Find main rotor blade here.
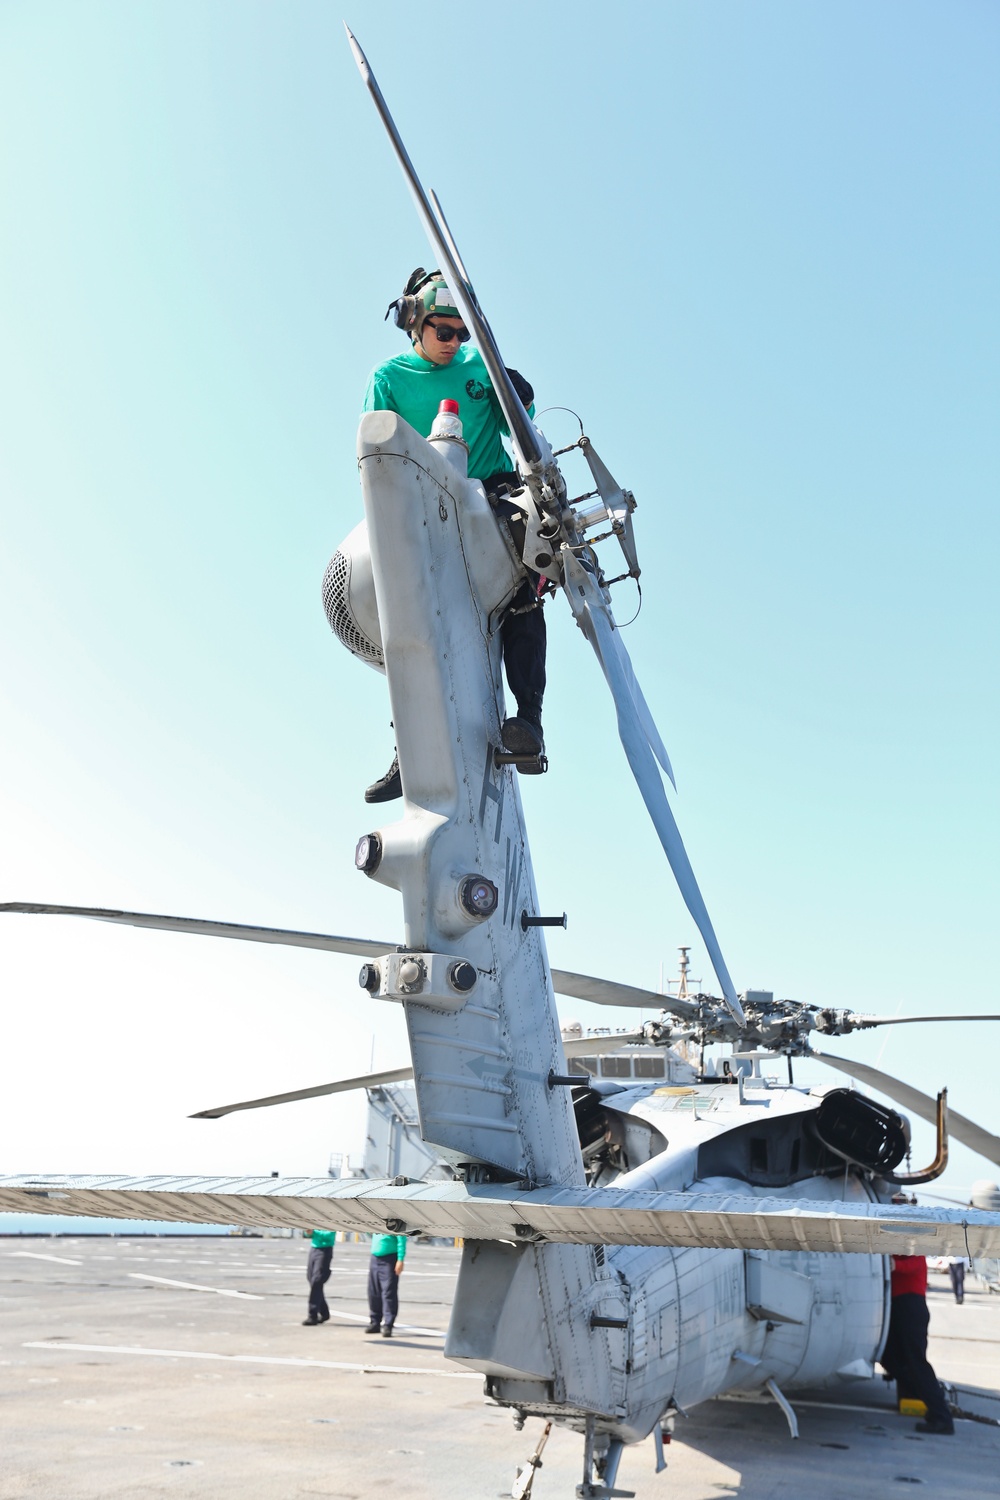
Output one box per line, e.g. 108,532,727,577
193,1033,646,1120
191,1066,415,1120
562,1031,645,1058
3,903,713,1030
0,904,390,959
561,552,742,1024
3,1173,998,1256
552,969,701,1025
813,1048,1000,1169
345,26,540,473
844,1013,1000,1028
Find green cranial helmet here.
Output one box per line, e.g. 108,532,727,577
386,269,463,339
413,275,460,331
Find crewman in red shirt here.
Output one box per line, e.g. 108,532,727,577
879,1255,955,1435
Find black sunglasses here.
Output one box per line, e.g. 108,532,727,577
424,318,471,344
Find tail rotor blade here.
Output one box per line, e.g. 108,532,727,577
562,553,741,1024
560,553,674,783
428,189,477,310
345,26,540,472
601,617,676,787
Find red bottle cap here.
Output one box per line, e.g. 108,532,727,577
439,399,460,415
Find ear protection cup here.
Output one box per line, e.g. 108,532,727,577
385,296,412,330
385,267,440,333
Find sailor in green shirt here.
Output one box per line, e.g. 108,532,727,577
362,268,547,805
364,342,524,485
303,1228,336,1326
365,1230,407,1338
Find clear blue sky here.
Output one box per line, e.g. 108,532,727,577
1,2,997,1203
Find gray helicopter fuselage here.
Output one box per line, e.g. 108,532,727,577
603,1080,889,1440
334,411,891,1446
444,1075,890,1443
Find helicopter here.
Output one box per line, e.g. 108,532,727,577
3,28,1000,1500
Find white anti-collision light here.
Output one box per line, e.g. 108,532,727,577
458,875,499,920
355,832,383,875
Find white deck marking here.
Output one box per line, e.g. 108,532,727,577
235,1267,450,1278
325,1308,442,1337
24,1341,480,1379
369,1269,452,1278
127,1274,263,1300
7,1251,82,1265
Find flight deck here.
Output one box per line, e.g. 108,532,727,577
2,1235,997,1499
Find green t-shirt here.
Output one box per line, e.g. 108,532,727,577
310,1229,337,1248
371,1232,407,1260
363,345,525,482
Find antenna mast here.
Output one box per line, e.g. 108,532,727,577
677,946,691,1000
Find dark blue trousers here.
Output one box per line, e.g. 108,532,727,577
880,1293,951,1423
367,1253,399,1329
306,1245,332,1320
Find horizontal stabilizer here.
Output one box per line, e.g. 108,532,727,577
2,1174,996,1258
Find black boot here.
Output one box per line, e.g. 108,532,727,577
501,680,545,771
501,716,544,758
365,755,401,804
